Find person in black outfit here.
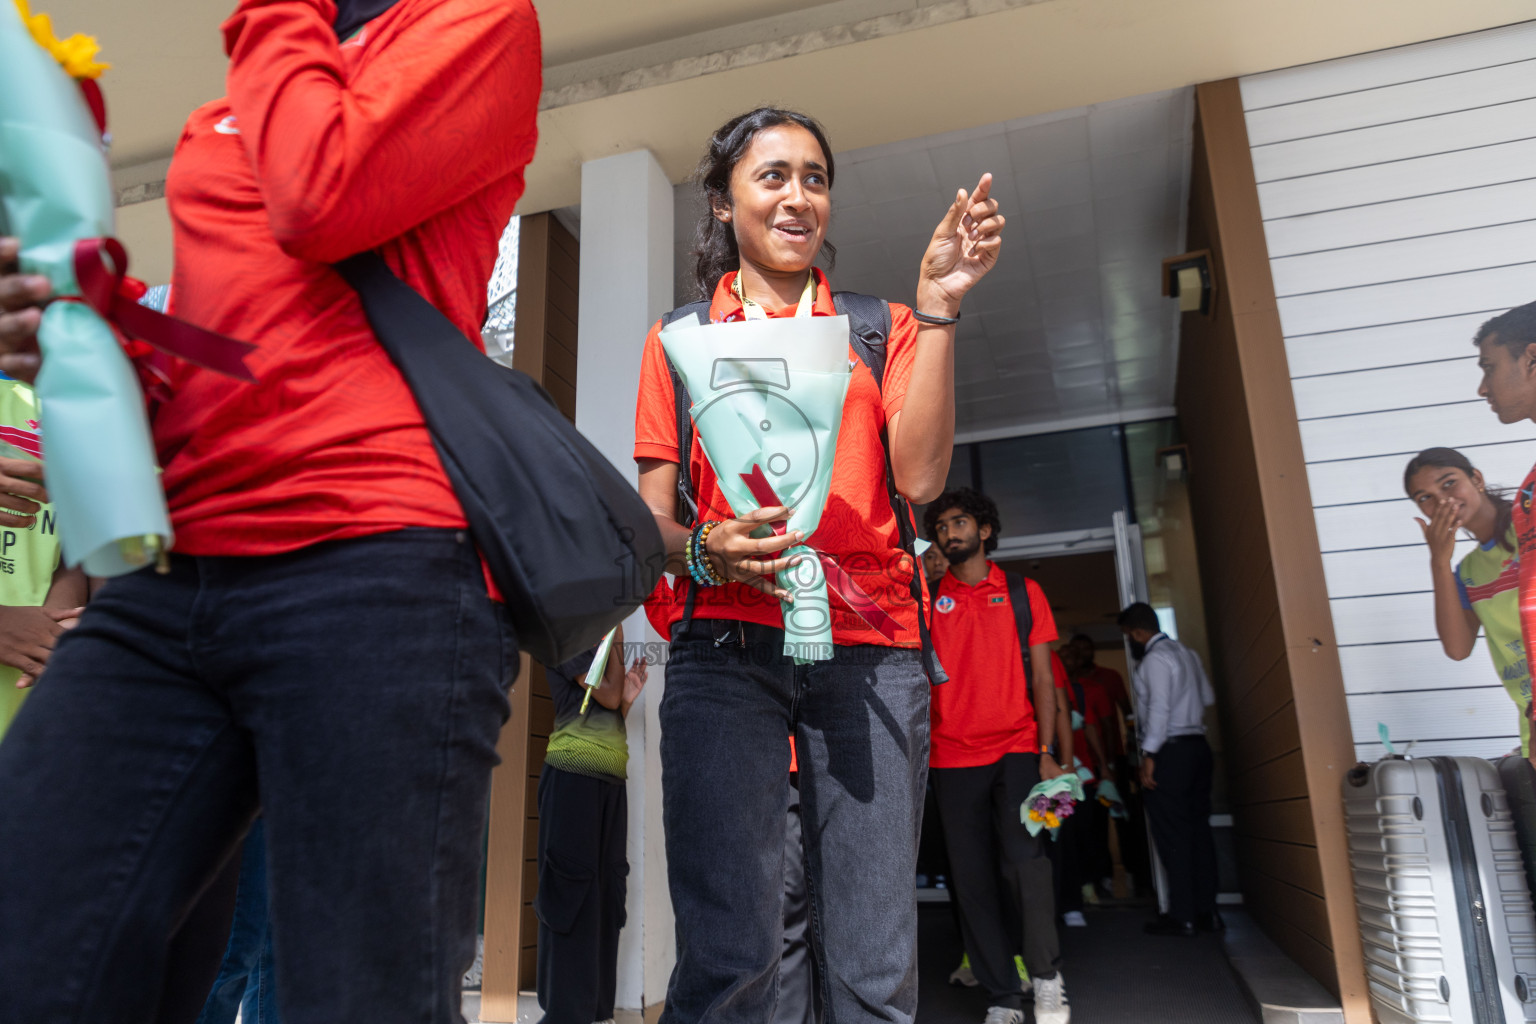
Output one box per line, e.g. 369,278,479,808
535,625,648,1023
1117,603,1220,937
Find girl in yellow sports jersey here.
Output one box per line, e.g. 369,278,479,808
0,376,87,740
1405,447,1531,758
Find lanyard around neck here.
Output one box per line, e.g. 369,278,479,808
733,272,816,321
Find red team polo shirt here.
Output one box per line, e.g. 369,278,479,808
633,269,922,648
157,0,540,555
1079,664,1126,759
1517,467,1536,690
929,565,1058,768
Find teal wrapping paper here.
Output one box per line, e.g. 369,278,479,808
660,314,852,663
0,7,172,575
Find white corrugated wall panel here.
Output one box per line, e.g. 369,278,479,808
1339,640,1497,694
1321,542,1477,598
1306,440,1536,505
1240,23,1536,108
1251,99,1536,183
1262,180,1536,260
1257,137,1536,220
1348,686,1522,745
1241,20,1536,759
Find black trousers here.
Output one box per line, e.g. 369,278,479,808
776,777,821,1024
534,765,629,1024
931,754,1060,1009
1047,800,1088,916
1143,736,1217,924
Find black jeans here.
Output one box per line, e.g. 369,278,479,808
0,529,515,1024
776,776,820,1024
931,754,1061,1009
1144,735,1218,924
534,765,628,1024
660,619,930,1024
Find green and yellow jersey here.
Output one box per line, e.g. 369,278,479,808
1456,525,1530,756
0,380,63,741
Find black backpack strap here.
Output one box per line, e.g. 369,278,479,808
832,292,946,684
1005,571,1036,689
658,300,710,631
659,300,711,529
833,291,892,388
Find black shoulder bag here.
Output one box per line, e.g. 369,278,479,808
335,251,666,667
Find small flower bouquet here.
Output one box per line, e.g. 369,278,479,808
1022,774,1086,840
1,0,253,576
1095,778,1129,820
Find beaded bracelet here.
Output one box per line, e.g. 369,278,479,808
698,521,727,584
692,520,728,586
685,522,711,586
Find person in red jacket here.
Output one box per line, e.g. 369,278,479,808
0,2,540,1020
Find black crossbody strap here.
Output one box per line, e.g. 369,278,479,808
659,300,711,630
660,300,711,530
1005,571,1037,690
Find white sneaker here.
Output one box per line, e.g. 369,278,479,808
1063,910,1087,927
950,954,979,987
1033,972,1070,1024
982,1008,1024,1024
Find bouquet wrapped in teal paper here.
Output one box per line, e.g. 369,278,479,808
578,626,619,714
1022,774,1085,841
1095,778,1128,820
660,313,900,663
0,1,254,576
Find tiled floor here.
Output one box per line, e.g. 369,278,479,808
461,905,1260,1024
916,904,1260,1023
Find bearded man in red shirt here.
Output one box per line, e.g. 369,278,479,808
0,1,540,1020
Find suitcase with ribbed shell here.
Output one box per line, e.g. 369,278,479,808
1343,756,1536,1023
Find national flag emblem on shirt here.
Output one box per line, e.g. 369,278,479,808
936,595,956,614
990,595,1007,605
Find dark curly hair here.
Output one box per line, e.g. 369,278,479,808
690,107,838,300
1474,300,1536,359
923,487,1002,555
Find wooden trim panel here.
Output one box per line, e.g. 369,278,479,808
1179,80,1369,1023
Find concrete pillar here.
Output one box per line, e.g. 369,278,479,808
575,149,675,1015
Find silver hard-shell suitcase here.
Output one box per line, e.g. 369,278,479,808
1343,756,1536,1023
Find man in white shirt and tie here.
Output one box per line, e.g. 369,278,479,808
1117,602,1220,938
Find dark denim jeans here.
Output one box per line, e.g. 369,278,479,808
659,619,930,1024
0,529,516,1024
195,818,281,1024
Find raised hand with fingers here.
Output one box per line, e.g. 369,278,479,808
701,505,806,602
621,656,649,717
916,173,1005,317
1415,497,1463,567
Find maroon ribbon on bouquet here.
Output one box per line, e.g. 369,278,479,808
72,238,257,383
739,464,902,642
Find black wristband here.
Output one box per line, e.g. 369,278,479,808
912,309,960,326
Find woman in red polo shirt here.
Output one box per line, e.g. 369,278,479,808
632,107,1004,1023
0,1,539,1020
